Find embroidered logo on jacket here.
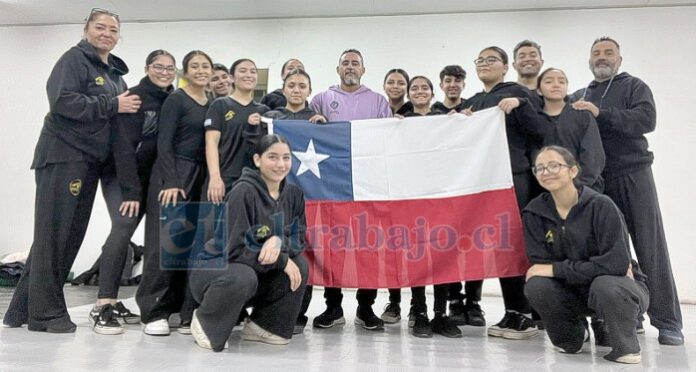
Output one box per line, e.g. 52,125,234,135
255,225,271,240
545,230,554,243
69,179,82,196
95,76,105,86
225,110,235,121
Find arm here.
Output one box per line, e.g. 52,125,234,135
286,189,307,258
522,210,555,265
310,94,324,117
552,198,631,285
595,79,656,137
377,96,393,118
111,112,144,201
576,113,606,187
156,95,182,190
505,97,552,140
205,130,225,203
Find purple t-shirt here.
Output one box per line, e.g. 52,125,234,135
310,85,392,121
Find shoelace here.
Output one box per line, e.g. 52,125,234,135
93,304,116,327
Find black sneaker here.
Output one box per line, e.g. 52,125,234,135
294,315,308,334
487,311,514,337
431,313,462,338
380,302,401,324
501,312,538,340
313,306,346,329
178,319,192,335
590,318,610,347
112,301,140,324
355,306,384,331
411,313,432,338
658,329,684,346
464,301,486,327
89,304,124,335
448,299,467,326
407,310,416,328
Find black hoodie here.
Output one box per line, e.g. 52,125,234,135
112,76,173,201
430,99,468,114
260,88,286,110
32,39,128,169
523,186,647,286
466,82,544,174
222,168,306,273
569,72,656,178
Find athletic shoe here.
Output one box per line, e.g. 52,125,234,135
431,313,462,338
312,307,346,329
380,302,401,324
658,329,684,346
178,320,192,335
191,310,212,350
411,313,432,338
464,301,486,327
112,301,140,324
355,306,385,331
636,320,645,334
488,311,538,339
448,299,467,326
590,318,610,347
143,319,170,336
487,311,514,337
603,351,641,364
242,319,289,345
28,319,77,333
89,304,124,335
407,311,416,328
293,315,308,335
558,321,589,354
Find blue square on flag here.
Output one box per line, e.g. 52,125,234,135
272,120,353,201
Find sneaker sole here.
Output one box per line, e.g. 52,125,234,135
380,315,401,324
242,334,290,345
412,331,433,338
434,331,463,338
487,327,505,337
611,353,641,364
354,318,384,331
88,317,124,335
313,317,346,329
502,329,539,340
178,327,192,335
143,326,171,336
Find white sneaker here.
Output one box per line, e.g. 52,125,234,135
143,319,170,336
190,310,228,350
242,320,290,345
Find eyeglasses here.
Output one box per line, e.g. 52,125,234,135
149,64,177,75
474,56,502,66
86,8,120,22
531,162,571,176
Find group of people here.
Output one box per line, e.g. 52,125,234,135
1,7,685,365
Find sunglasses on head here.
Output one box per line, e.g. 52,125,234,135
86,8,120,22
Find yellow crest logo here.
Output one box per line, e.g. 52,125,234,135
256,225,271,240
225,110,235,121
95,76,105,86
545,230,554,243
69,179,82,196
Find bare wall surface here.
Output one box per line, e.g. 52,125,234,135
0,6,694,301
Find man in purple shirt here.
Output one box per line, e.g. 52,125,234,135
303,49,390,333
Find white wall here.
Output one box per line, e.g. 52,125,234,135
1,6,695,302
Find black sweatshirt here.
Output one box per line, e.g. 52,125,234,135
112,76,173,201
569,72,656,178
523,186,647,286
430,99,468,114
224,168,306,273
260,88,286,110
513,103,606,190
466,82,544,174
32,39,128,168
156,89,209,190
204,97,269,186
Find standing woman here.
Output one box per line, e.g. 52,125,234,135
136,50,213,336
189,134,308,352
3,8,141,332
498,68,605,191
87,50,177,335
204,58,269,205
383,69,412,116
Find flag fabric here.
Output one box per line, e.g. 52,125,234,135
270,107,528,288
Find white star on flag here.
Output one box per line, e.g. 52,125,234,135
294,139,330,178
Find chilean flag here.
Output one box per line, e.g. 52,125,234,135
270,107,528,288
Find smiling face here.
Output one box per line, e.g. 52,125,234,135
254,142,292,185
383,72,408,101
209,69,232,97
145,55,176,89
283,73,311,107
337,52,365,87
408,77,434,108
533,149,578,193
589,40,622,81
513,46,543,78
231,60,258,93
183,55,212,88
537,69,568,102
439,75,464,100
476,49,508,86
83,14,120,55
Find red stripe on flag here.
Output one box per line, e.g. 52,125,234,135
303,188,529,288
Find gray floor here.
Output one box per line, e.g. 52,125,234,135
0,286,694,371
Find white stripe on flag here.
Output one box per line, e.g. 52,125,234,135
350,107,513,201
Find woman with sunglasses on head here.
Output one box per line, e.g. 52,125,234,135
136,50,213,336
3,8,141,333
497,68,605,191
462,46,546,341
524,145,648,364
188,134,308,352
87,50,177,335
